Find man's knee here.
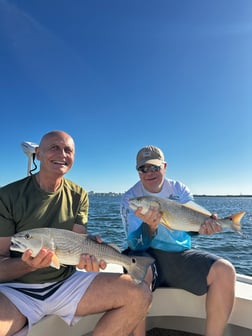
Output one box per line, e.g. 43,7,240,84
208,259,236,286
0,293,27,336
132,280,153,313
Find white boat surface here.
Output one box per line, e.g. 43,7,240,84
14,265,252,336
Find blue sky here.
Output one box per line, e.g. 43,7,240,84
0,0,251,195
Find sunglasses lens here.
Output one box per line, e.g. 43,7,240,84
138,165,161,173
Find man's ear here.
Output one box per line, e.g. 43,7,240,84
35,147,40,160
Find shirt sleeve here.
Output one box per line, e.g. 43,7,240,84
75,190,89,225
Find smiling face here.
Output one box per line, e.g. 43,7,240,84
138,163,167,193
36,131,75,178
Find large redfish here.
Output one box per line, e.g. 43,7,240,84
10,228,154,283
129,196,245,232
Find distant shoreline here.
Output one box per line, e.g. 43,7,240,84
88,192,252,198
194,194,252,197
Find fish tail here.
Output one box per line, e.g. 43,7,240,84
126,256,154,284
231,212,246,231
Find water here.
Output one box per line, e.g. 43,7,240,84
88,195,252,276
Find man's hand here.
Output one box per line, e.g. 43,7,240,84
199,214,222,235
77,235,107,271
77,254,106,271
21,248,54,270
135,207,162,235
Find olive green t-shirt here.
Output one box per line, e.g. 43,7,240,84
0,174,89,283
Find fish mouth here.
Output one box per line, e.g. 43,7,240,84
128,200,139,210
10,238,27,252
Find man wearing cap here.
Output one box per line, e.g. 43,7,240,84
120,145,236,336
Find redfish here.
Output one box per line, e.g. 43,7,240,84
129,196,245,232
10,228,154,283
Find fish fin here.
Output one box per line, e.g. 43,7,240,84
160,212,173,230
183,201,211,216
231,212,246,231
126,256,154,283
50,253,61,269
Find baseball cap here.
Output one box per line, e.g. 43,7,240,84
136,145,165,169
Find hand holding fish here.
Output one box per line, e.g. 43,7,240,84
135,205,221,236
76,234,107,271
10,228,154,283
20,231,114,274
135,207,162,235
21,234,107,272
129,196,245,233
199,214,223,235
21,247,55,270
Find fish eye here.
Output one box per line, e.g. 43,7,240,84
25,233,31,240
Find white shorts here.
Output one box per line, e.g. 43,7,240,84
0,271,98,327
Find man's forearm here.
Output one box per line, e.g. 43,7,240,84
0,257,35,282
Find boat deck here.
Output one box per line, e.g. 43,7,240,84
14,273,252,336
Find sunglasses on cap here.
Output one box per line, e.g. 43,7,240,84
137,165,162,174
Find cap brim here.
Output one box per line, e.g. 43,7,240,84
136,159,163,169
